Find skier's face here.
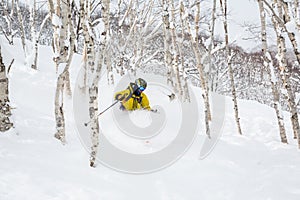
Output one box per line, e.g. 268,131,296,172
139,86,145,92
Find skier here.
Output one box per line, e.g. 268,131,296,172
114,78,152,111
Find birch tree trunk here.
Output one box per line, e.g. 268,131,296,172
1,0,16,45
16,0,26,56
0,46,13,132
81,0,97,167
54,72,66,143
273,27,300,144
258,0,287,143
179,2,190,102
26,0,48,70
263,0,300,64
54,0,75,144
280,0,300,64
208,0,217,91
169,0,183,98
293,0,300,30
58,0,69,63
162,0,175,88
89,0,110,167
48,0,74,144
80,0,110,167
30,0,38,70
48,0,66,70
267,0,300,147
277,35,298,139
220,0,243,135
184,1,211,138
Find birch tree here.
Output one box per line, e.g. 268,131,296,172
220,0,242,135
47,0,75,143
280,0,300,64
16,0,26,56
0,46,13,132
25,1,51,70
272,20,300,143
89,0,110,167
262,0,300,147
162,0,175,88
79,0,110,167
207,0,217,91
113,0,162,77
29,0,38,69
292,0,300,30
263,0,300,64
178,1,190,102
258,0,287,143
167,0,190,100
161,0,183,98
182,0,211,138
80,0,97,166
0,0,17,45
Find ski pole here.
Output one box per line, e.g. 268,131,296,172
84,100,119,126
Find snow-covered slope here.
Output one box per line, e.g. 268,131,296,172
1,37,300,200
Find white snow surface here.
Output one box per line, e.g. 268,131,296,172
1,37,300,200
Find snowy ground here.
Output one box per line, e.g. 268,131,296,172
1,37,300,200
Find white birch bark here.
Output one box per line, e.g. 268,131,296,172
208,0,217,91
195,1,212,122
162,0,175,88
89,0,110,167
0,46,13,132
80,0,109,167
258,0,287,143
184,1,211,138
1,0,16,45
58,0,69,63
30,0,38,70
103,0,113,84
169,0,183,98
16,0,26,56
106,45,114,84
274,26,300,144
26,0,48,70
268,0,300,147
54,72,66,143
179,2,190,102
48,0,67,70
263,0,300,64
49,0,74,143
281,0,300,65
293,0,300,30
220,0,242,135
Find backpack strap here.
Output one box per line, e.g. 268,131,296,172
125,82,138,101
132,95,143,103
114,82,139,103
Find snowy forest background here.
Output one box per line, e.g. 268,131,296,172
2,0,300,105
1,0,300,155
2,0,300,145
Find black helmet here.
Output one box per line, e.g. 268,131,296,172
135,78,147,89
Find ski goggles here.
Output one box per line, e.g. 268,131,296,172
139,86,145,91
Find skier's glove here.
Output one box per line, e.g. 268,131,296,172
150,109,158,113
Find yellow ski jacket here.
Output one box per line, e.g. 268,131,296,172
114,83,151,111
